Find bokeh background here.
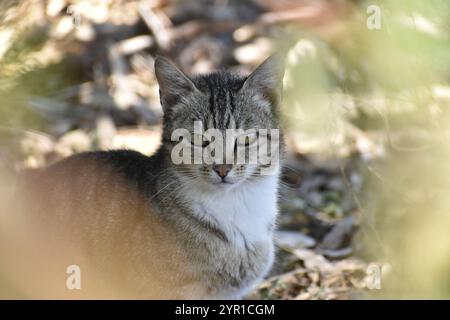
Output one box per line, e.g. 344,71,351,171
1,0,450,299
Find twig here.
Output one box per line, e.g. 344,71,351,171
115,35,154,55
138,1,172,51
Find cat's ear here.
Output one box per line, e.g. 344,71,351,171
241,54,285,106
155,56,197,112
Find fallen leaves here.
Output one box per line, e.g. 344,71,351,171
249,248,368,300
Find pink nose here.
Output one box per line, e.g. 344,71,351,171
212,164,232,178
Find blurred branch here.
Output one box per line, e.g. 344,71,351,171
165,1,351,44
138,1,172,51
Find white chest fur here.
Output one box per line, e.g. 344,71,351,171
180,174,280,298
184,175,279,248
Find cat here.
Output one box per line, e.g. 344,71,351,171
0,55,285,299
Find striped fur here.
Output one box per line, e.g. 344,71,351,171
1,56,285,299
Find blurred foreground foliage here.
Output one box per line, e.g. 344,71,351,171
0,0,450,299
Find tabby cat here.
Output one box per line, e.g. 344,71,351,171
0,55,285,299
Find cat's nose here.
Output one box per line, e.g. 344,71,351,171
212,164,232,179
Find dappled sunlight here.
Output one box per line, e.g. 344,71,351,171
0,0,449,299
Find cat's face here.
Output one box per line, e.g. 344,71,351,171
155,56,284,191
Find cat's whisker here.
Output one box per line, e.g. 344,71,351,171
148,179,181,201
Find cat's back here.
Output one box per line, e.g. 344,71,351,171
1,150,201,299
22,150,157,218
29,149,156,192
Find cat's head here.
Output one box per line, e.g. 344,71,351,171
155,55,284,191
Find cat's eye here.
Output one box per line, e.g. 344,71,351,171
191,133,210,147
236,132,258,147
